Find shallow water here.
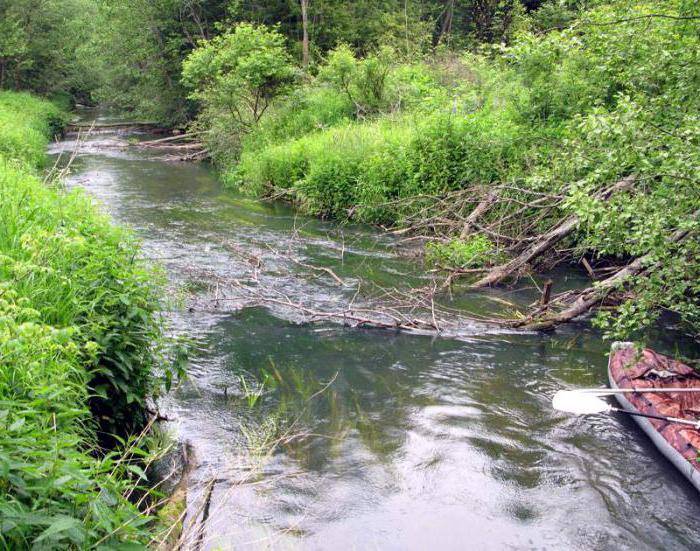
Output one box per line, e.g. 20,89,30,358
52,110,700,550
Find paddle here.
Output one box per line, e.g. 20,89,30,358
552,390,700,429
572,387,700,397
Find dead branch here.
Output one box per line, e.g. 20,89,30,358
460,189,498,238
137,132,199,147
516,213,697,330
466,175,636,288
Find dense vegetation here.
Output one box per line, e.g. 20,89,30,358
0,0,697,545
186,1,698,339
3,0,569,124
0,92,167,546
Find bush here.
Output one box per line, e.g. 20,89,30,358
426,235,498,268
236,105,525,223
0,91,165,547
182,23,297,162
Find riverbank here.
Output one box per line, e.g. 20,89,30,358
0,92,166,547
199,1,698,342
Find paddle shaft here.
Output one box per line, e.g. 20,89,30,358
592,388,700,395
611,407,700,428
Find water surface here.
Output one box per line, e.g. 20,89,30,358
51,111,700,550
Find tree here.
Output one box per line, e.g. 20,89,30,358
0,15,28,90
0,0,99,97
300,0,310,68
182,23,296,127
90,0,230,123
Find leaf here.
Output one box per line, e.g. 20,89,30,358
8,418,25,431
34,516,82,543
126,464,148,481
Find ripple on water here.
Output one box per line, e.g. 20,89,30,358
51,118,700,550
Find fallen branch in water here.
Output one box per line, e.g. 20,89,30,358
466,176,635,289
513,212,698,330
179,256,512,336
136,132,199,147
162,149,210,162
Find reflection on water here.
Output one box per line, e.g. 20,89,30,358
52,110,700,550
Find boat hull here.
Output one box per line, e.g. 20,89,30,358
608,342,700,492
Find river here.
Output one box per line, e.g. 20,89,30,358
50,110,700,550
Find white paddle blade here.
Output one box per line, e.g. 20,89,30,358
552,390,611,415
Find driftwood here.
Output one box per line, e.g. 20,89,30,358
134,132,209,160
162,150,209,162
469,215,581,288
136,133,198,147
66,121,167,135
466,175,636,289
516,210,698,330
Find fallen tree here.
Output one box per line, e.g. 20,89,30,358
513,210,698,330
466,176,635,288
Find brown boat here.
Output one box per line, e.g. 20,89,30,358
608,342,700,491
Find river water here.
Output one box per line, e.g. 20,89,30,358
51,111,700,550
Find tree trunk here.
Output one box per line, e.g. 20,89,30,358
300,0,310,68
470,215,580,288
436,0,455,45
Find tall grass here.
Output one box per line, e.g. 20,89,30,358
233,103,527,223
0,91,166,547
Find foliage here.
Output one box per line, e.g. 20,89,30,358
17,0,540,119
426,235,498,268
231,0,700,339
234,97,524,220
87,0,218,124
319,44,397,116
0,0,99,99
0,91,171,546
0,92,67,166
182,23,297,157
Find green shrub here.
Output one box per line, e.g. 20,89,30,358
182,23,297,162
236,105,525,224
242,85,354,153
426,235,498,268
0,91,166,547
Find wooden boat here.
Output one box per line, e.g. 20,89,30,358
608,342,700,491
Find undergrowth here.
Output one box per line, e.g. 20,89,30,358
0,91,171,547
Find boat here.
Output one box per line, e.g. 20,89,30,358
608,342,700,491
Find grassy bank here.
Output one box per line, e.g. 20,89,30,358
0,92,165,547
200,0,698,339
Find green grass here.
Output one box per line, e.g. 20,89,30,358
0,91,165,547
233,104,525,223
0,92,66,168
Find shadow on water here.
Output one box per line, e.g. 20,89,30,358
52,109,700,550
